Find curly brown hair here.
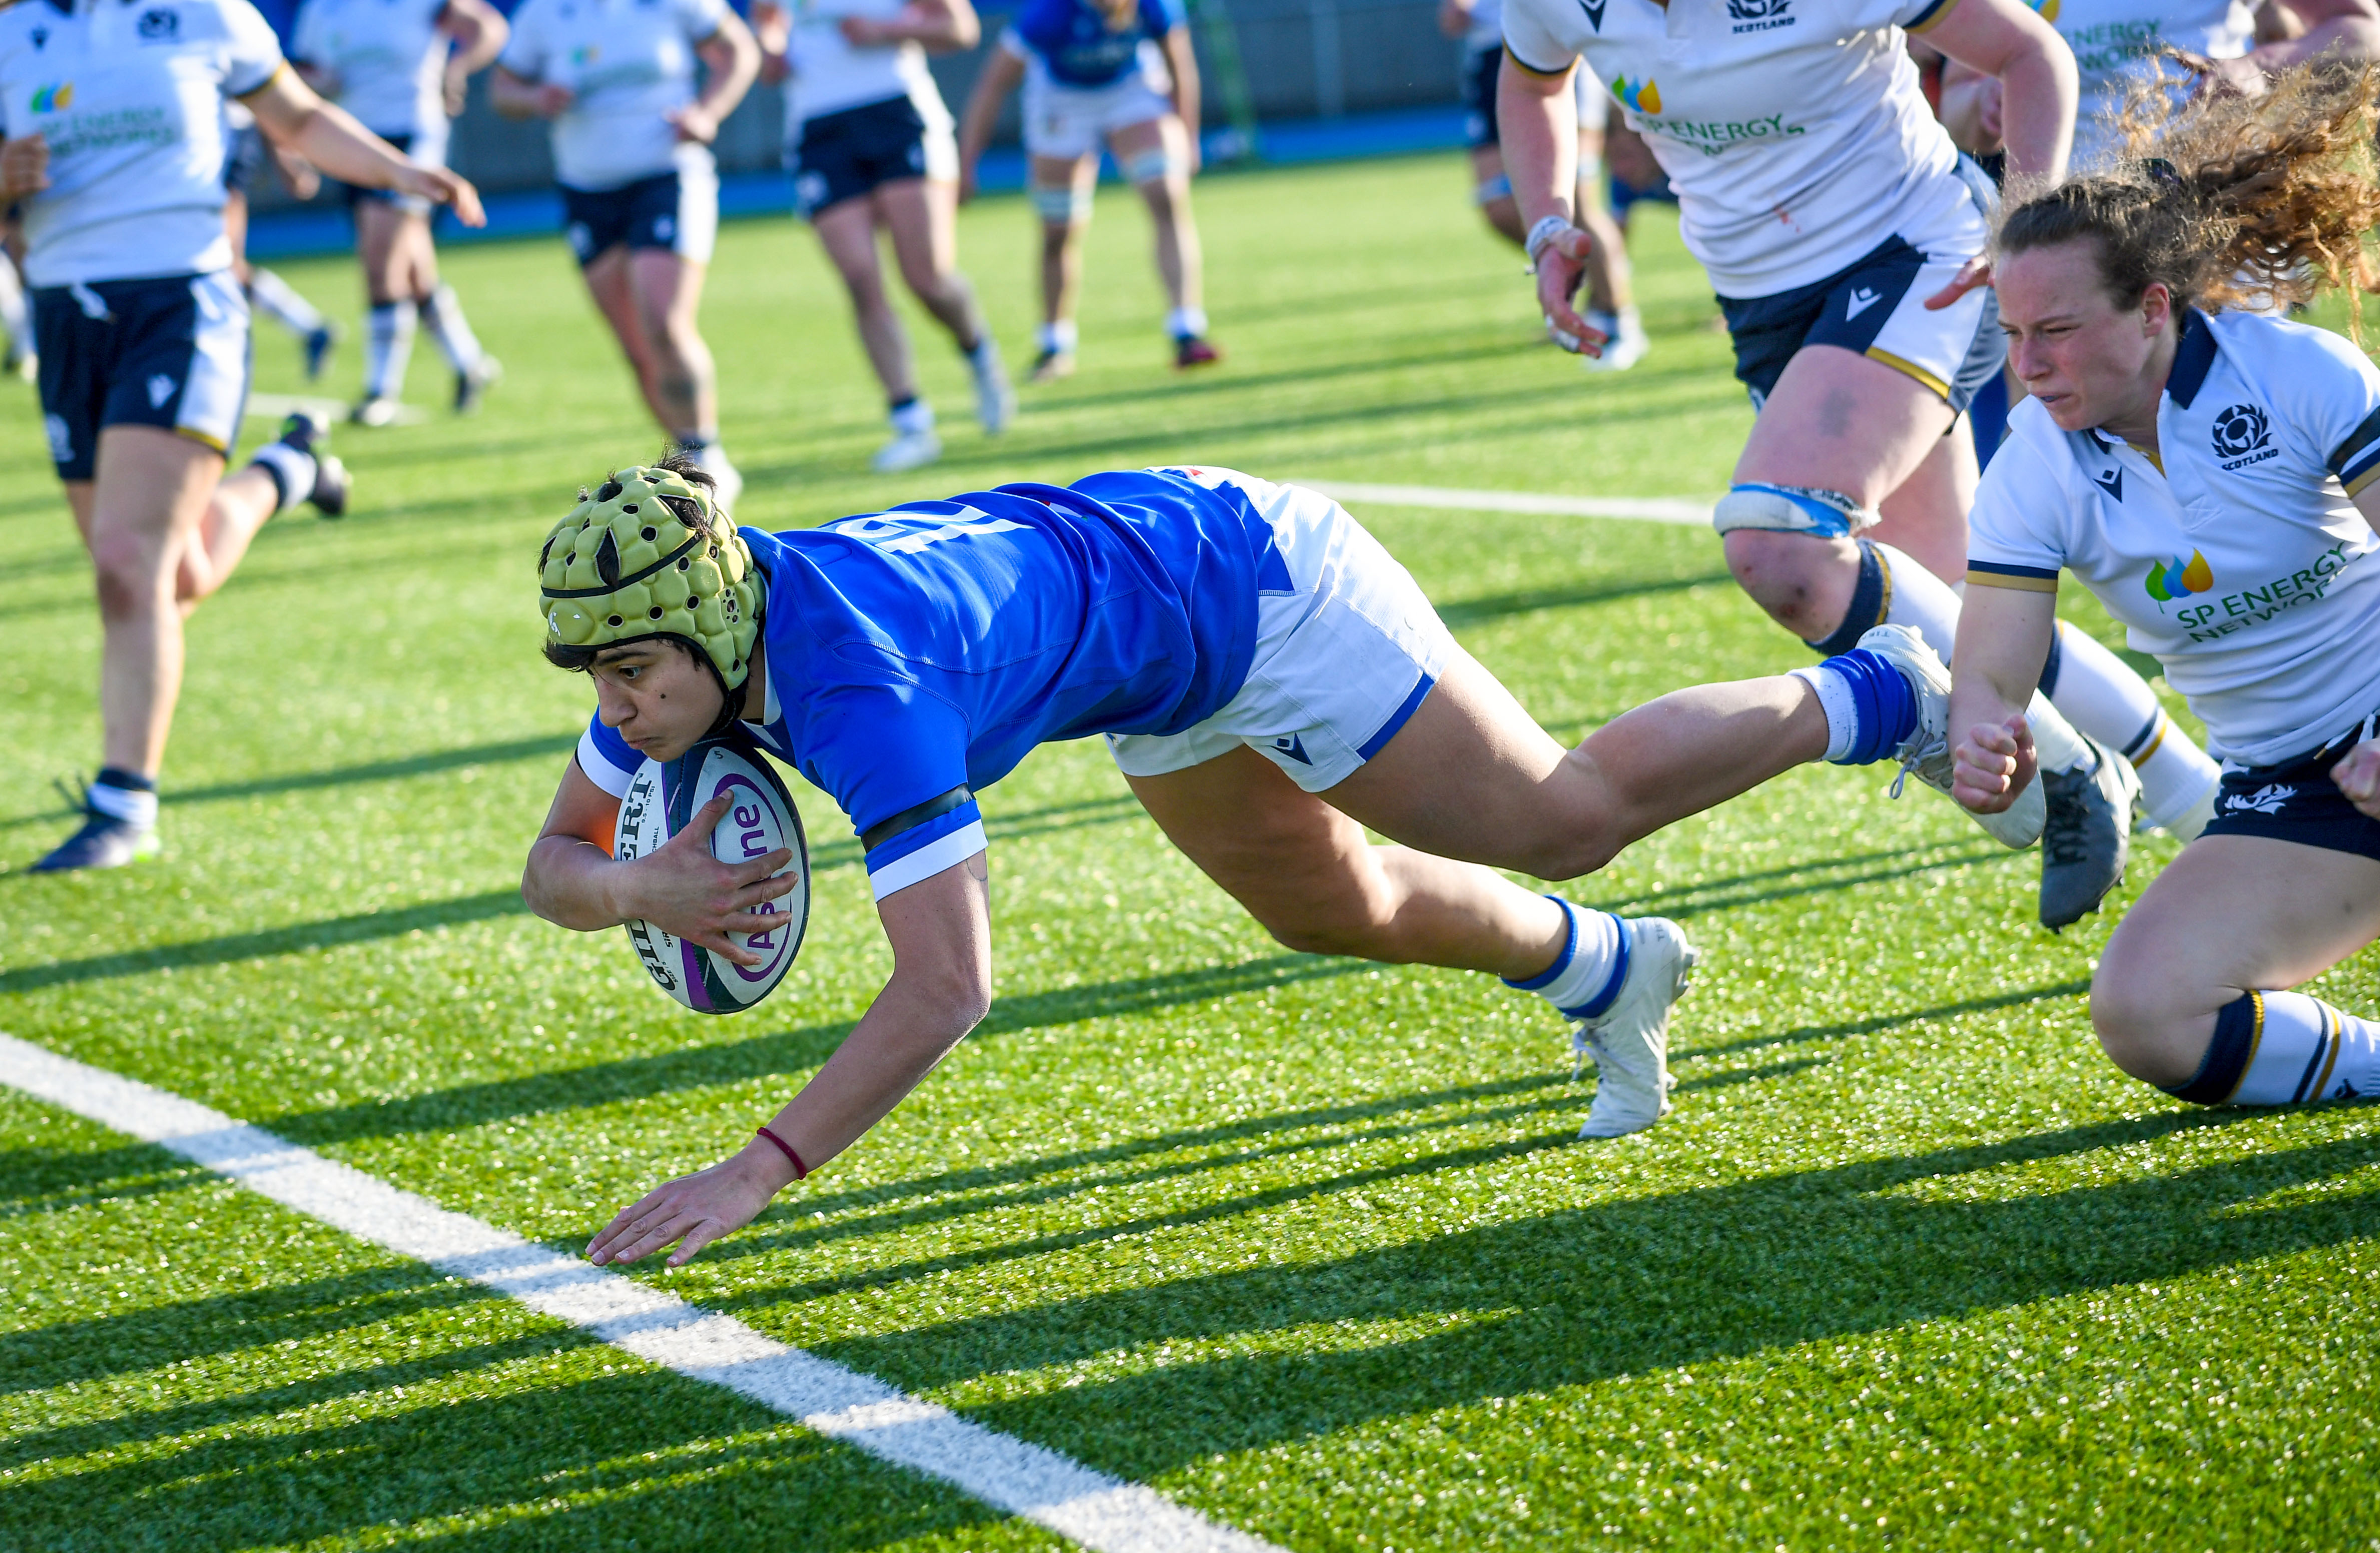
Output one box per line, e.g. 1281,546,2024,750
1994,61,2380,330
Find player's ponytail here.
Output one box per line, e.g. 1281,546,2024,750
1995,60,2380,331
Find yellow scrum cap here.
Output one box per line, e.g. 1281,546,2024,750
537,465,762,688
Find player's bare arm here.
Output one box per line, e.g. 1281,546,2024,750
245,67,486,224
436,0,512,117
1947,582,2051,814
489,63,573,119
1919,0,2075,307
1162,25,1201,174
838,0,980,52
585,853,992,1266
1492,51,1598,353
0,132,48,201
668,11,761,144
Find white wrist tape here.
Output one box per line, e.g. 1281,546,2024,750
1525,214,1577,267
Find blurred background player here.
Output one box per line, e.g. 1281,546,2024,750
1499,0,2225,926
493,0,757,503
222,101,341,381
2,0,482,872
1444,0,1642,369
756,0,1014,473
954,0,1221,378
0,240,33,381
293,0,509,425
1951,68,2380,1114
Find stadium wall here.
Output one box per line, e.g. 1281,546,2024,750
247,0,1466,209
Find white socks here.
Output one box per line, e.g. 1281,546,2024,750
1038,319,1078,355
1503,897,1628,1019
88,768,159,830
1165,305,1208,341
2041,621,2221,835
2173,990,2378,1106
249,268,327,338
364,300,417,400
248,441,318,515
890,397,936,436
417,284,484,374
0,250,29,344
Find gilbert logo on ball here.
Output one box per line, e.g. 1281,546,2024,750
614,737,810,1014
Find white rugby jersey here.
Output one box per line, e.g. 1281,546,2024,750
0,0,285,287
1500,0,1978,297
1969,310,2380,765
498,0,727,189
291,0,450,146
779,0,945,126
2030,0,2253,170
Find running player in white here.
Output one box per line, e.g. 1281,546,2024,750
221,103,341,382
753,0,1014,473
522,454,2053,1266
293,0,508,424
1950,67,2380,1112
1441,0,1643,369
1497,0,2225,929
1,0,483,872
491,0,758,504
954,0,1221,377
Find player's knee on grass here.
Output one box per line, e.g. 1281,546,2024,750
1721,527,1859,641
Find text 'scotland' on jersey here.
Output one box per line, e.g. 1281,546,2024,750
577,468,1286,898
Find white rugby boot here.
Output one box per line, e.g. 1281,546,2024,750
1573,916,1697,1139
1855,623,2046,850
872,426,942,474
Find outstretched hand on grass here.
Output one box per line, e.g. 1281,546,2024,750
1953,712,2039,814
587,1138,795,1267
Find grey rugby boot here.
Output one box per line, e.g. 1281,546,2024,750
1573,917,1697,1138
1855,624,2047,850
2038,737,2141,931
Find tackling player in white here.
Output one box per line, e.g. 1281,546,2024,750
291,0,508,423
1495,0,2226,930
491,0,759,504
3,0,483,872
1952,66,2380,1112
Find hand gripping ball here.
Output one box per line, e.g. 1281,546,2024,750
614,736,811,1014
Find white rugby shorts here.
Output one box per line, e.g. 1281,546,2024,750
1023,68,1175,162
1107,471,1457,792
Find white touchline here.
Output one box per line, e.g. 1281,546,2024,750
1306,481,1714,527
0,1034,1285,1553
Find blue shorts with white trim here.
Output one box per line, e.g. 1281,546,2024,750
34,271,252,480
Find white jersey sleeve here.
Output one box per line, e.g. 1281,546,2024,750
1498,0,1573,75
224,0,289,96
1966,400,2079,593
495,0,550,82
2260,320,2380,500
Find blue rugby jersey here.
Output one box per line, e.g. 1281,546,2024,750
1007,0,1182,88
578,468,1287,897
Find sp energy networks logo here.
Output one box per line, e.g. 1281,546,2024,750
1610,75,1661,114
1727,0,1795,32
2212,402,2277,469
30,81,72,113
2144,548,2212,605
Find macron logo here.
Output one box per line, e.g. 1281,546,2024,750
1844,287,1883,321
1272,734,1312,765
2091,468,2124,502
147,374,176,408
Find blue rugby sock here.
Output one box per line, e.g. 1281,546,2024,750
1793,648,1919,765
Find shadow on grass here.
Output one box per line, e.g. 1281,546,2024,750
0,1357,1023,1552
264,952,1371,1149
805,1108,2375,1490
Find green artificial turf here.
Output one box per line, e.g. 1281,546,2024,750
4,154,2377,1551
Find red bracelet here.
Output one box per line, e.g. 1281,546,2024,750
755,1125,808,1179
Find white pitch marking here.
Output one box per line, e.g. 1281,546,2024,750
1307,480,1714,527
0,1034,1285,1553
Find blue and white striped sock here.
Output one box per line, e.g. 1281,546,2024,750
1503,897,1629,1018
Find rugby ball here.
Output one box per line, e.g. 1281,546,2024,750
614,736,810,1015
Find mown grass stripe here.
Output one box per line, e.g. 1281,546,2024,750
0,1033,1285,1553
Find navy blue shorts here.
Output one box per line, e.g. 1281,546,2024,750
2202,735,2380,861
33,272,252,481
1463,45,1502,149
338,132,413,209
1715,159,2004,416
790,96,940,218
560,164,719,266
